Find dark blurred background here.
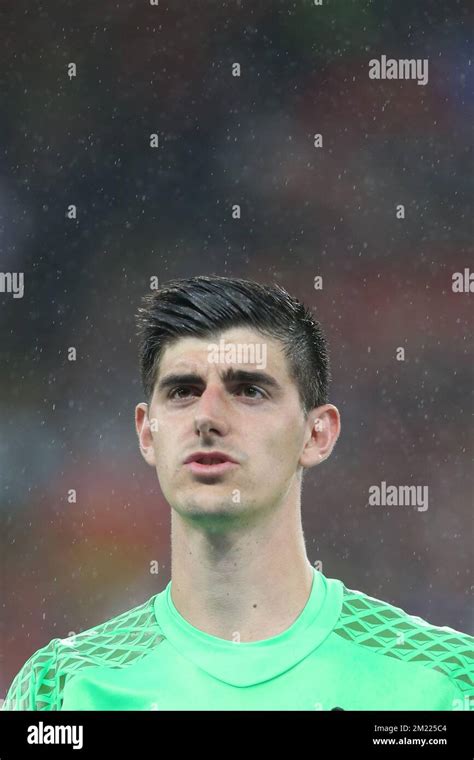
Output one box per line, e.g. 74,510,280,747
1,1,473,696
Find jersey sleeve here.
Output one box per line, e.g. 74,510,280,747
2,639,59,711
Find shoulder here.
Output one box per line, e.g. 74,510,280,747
332,581,474,706
2,594,163,711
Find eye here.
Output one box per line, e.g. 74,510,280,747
167,384,266,400
237,384,266,399
168,386,196,400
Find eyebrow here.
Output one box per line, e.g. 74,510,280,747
157,368,282,394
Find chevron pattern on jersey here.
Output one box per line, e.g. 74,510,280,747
333,584,474,696
2,596,165,710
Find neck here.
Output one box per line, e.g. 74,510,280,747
169,496,314,642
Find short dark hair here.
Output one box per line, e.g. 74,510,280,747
135,275,331,416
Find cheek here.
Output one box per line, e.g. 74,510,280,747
152,441,171,475
262,426,302,464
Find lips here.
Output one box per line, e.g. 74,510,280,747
184,451,237,465
183,451,239,477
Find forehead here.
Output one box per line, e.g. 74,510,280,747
157,327,291,380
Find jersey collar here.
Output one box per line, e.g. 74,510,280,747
153,567,343,687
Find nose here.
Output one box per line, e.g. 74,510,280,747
194,384,230,437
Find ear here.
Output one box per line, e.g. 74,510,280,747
135,402,157,467
299,404,341,469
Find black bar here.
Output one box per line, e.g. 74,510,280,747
0,710,471,757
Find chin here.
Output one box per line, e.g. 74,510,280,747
188,497,237,511
176,494,243,516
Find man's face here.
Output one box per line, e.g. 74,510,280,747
136,327,321,526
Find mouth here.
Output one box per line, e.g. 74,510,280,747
185,460,238,476
184,452,239,477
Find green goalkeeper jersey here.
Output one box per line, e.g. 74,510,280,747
2,568,473,711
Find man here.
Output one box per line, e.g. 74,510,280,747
2,275,473,710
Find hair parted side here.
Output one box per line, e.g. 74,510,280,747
135,275,331,416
